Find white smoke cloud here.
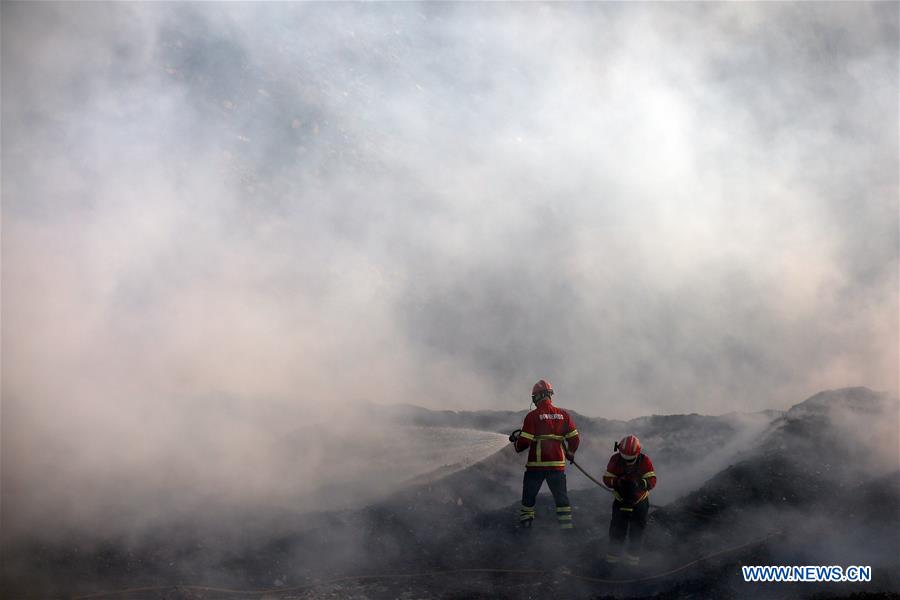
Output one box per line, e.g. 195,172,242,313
1,1,896,541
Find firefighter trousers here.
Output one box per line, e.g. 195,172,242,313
520,470,572,528
608,497,649,561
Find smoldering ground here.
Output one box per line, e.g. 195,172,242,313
3,389,897,599
2,1,898,598
653,388,900,582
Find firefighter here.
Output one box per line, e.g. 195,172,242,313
602,434,656,566
508,379,580,529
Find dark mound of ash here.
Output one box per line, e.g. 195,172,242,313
651,387,900,599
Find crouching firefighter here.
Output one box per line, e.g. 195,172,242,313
508,379,580,529
602,435,656,566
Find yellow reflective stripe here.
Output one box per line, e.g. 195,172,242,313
556,506,572,513
603,471,617,479
619,507,633,512
613,490,649,504
518,431,535,440
564,429,579,439
529,433,571,467
642,471,656,478
605,554,620,563
526,460,567,467
557,515,573,521
559,523,574,529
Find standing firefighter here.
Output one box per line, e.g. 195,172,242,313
602,435,657,566
508,379,580,529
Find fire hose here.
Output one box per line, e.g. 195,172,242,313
73,530,782,598
509,429,716,518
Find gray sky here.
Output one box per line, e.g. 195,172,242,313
3,2,897,427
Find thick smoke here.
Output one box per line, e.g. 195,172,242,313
2,0,897,552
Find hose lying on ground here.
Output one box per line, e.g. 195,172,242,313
72,529,782,599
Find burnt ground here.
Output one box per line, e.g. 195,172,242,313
3,388,898,599
4,464,897,600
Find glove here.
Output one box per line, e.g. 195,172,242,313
565,451,575,464
618,478,638,495
509,429,522,443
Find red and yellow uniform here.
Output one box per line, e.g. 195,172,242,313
602,437,656,565
602,453,657,504
513,381,580,529
514,399,580,470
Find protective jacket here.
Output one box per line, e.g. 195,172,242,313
514,399,580,470
602,453,656,505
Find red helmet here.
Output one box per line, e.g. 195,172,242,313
617,435,641,460
532,379,553,398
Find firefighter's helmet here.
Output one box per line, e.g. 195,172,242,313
531,379,553,401
617,435,641,461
